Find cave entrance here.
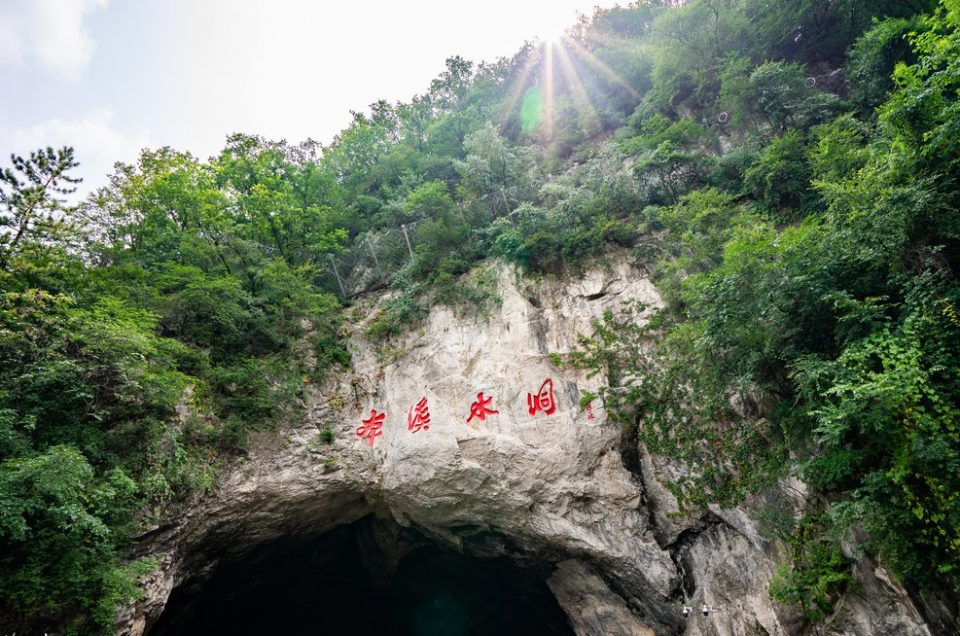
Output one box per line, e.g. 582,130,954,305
149,516,574,636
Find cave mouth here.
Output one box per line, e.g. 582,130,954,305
149,516,574,636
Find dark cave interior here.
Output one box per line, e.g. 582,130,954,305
149,516,574,636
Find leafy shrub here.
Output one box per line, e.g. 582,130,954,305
709,147,759,195
744,130,815,217
722,61,843,136
770,515,854,620
846,17,921,113
0,446,152,633
320,425,336,444
433,264,501,315
365,290,428,341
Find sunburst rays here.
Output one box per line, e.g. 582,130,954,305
499,49,539,131
553,41,601,133
565,37,642,101
502,30,646,148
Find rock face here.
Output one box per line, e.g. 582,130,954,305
120,256,934,636
549,559,657,636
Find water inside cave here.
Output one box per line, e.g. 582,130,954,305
149,518,574,636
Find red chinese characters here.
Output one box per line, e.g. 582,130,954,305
467,392,499,424
407,397,431,433
356,409,385,447
586,401,597,420
527,379,557,416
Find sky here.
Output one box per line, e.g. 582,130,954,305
1,0,620,196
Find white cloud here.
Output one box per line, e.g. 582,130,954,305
0,0,108,75
176,0,618,151
0,107,152,198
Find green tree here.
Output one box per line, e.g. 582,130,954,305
455,124,534,217
744,129,815,216
0,147,81,270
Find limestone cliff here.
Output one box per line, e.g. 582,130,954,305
120,257,933,636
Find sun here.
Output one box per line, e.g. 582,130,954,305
534,18,569,45
502,9,642,150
